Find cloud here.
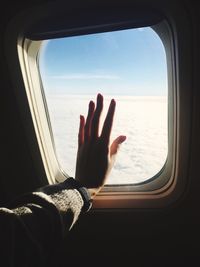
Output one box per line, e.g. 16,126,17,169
50,73,120,80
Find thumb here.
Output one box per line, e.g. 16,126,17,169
110,135,126,156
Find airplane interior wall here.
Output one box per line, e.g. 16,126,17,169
1,0,200,266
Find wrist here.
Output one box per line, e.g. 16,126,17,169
63,177,93,212
87,187,102,199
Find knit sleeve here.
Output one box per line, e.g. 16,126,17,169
0,182,84,267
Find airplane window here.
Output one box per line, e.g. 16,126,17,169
38,27,168,185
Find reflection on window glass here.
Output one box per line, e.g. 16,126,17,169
39,27,168,185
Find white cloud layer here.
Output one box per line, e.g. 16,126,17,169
47,95,168,184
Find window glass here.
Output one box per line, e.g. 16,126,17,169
39,27,168,185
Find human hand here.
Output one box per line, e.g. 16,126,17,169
75,94,126,198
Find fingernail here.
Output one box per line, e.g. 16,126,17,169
97,93,103,100
89,101,95,109
119,135,126,143
111,99,116,106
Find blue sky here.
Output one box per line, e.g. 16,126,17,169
39,27,167,96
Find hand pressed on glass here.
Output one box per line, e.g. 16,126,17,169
75,94,126,198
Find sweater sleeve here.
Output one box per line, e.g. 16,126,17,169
0,181,84,267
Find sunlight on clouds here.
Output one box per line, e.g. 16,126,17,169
46,95,168,184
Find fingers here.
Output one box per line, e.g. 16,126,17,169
84,100,95,142
101,99,116,145
91,93,103,139
78,115,85,148
83,94,117,146
110,135,126,156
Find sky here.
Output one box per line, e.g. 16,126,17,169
39,27,167,96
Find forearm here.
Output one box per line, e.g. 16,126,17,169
0,179,86,266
